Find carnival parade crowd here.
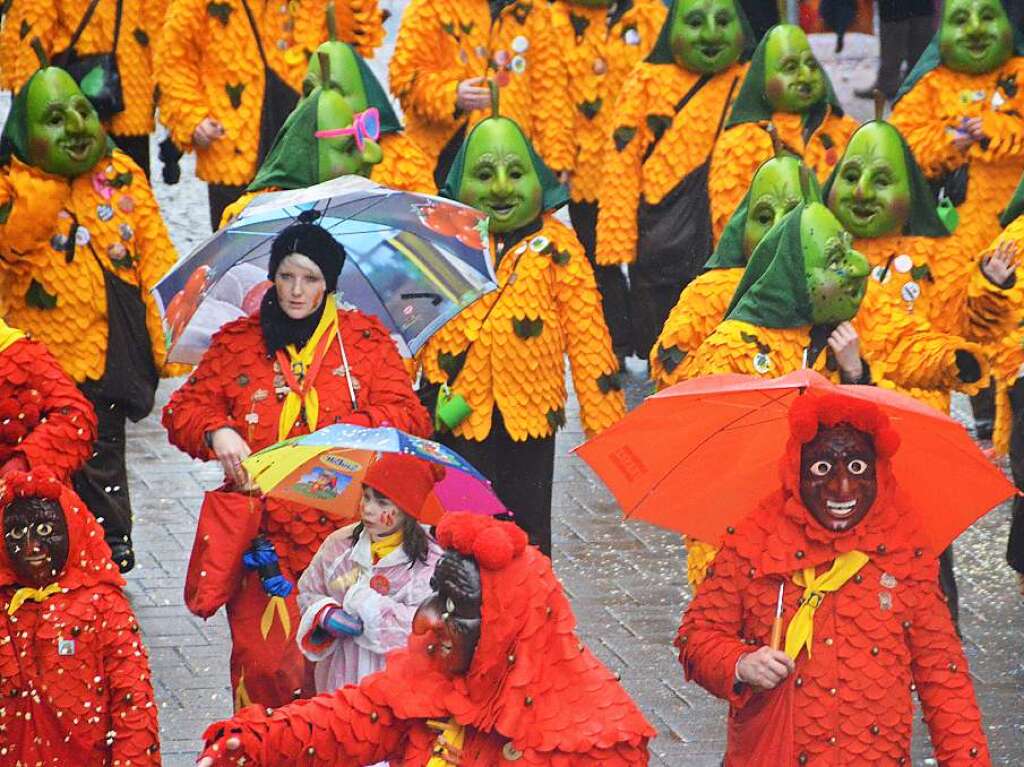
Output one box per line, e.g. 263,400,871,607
0,0,1022,764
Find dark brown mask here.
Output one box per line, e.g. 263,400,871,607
799,424,877,533
4,497,70,586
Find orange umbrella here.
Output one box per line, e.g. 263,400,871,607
575,370,1016,554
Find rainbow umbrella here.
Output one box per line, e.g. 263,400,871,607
242,423,507,524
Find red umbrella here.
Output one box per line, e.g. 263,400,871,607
575,370,1017,554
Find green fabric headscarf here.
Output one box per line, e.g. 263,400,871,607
724,203,814,328
895,1,1024,102
704,191,752,270
438,118,569,213
353,53,402,135
724,25,845,136
822,121,952,237
646,0,755,65
247,91,322,192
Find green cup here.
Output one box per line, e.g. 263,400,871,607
435,384,472,431
937,197,960,234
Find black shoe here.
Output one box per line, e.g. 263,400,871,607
109,541,135,573
853,87,877,99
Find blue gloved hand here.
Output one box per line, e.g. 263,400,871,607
321,607,364,637
243,535,294,597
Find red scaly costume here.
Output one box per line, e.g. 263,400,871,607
198,513,655,765
163,309,431,708
0,469,160,766
677,395,990,765
0,322,97,480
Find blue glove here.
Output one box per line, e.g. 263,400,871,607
243,536,294,597
321,607,364,637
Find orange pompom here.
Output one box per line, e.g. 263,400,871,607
435,512,528,570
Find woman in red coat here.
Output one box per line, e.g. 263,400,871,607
163,218,431,709
0,319,97,481
0,468,160,766
677,393,989,765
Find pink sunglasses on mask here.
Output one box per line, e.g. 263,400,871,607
314,107,381,150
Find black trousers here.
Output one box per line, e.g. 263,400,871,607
627,269,685,362
72,395,133,552
208,183,248,231
938,546,959,629
111,133,151,179
873,15,935,97
440,408,556,556
1006,379,1024,572
569,200,633,359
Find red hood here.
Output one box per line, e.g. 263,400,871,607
362,513,654,755
0,468,123,591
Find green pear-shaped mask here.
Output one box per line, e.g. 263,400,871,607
304,41,367,106
801,203,869,324
939,0,1013,74
764,25,826,113
744,155,809,259
669,0,744,74
26,68,107,177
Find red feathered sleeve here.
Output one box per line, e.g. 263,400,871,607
98,587,162,765
338,312,432,438
200,686,410,766
1,337,97,479
675,545,755,710
162,320,248,461
906,568,990,764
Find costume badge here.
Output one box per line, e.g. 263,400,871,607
117,195,135,214
75,226,91,246
880,572,897,589
50,234,68,252
991,90,1006,109
623,27,640,46
511,35,529,53
369,574,390,595
753,352,773,374
511,55,527,74
96,204,114,222
871,265,892,284
900,282,920,303
57,637,76,656
892,254,913,274
593,57,608,75
878,591,892,611
119,223,134,241
529,236,551,253
502,742,523,761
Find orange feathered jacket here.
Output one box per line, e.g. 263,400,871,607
708,110,858,243
388,0,574,176
677,412,990,765
418,214,626,442
155,0,383,185
0,0,166,137
596,61,747,266
197,513,655,766
548,0,666,205
0,471,161,766
0,150,179,382
162,310,430,574
0,333,97,480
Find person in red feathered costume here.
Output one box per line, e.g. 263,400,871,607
0,468,160,765
196,513,655,765
0,319,96,481
676,393,990,766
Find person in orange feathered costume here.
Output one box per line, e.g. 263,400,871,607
0,468,161,766
677,393,990,765
0,319,97,481
197,512,654,765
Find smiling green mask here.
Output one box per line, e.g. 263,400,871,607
316,88,382,182
801,203,869,324
457,119,544,233
24,68,107,177
764,25,827,113
744,155,807,258
669,0,744,73
827,123,911,238
939,0,1013,74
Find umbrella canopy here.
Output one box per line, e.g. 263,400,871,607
576,370,1016,554
242,423,507,524
154,176,496,364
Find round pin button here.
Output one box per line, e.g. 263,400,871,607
511,35,529,53
901,281,921,302
892,254,913,274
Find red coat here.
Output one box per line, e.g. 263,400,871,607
162,309,431,573
0,471,160,766
677,443,990,765
0,334,96,480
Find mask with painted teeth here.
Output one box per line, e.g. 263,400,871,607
669,0,744,74
25,67,107,177
939,0,1013,74
3,496,70,587
763,25,827,113
799,424,877,532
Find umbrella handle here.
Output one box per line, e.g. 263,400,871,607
335,328,358,410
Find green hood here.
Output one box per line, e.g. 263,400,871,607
724,25,844,135
1000,169,1024,226
248,91,322,192
351,52,402,135
894,1,1024,102
438,118,569,213
725,203,814,327
0,69,114,168
645,0,755,65
822,121,952,238
704,191,752,270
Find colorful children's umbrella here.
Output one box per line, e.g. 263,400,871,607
576,369,1017,554
153,176,495,364
241,423,507,524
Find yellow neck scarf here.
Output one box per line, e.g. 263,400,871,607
784,550,869,661
370,529,404,563
8,582,61,615
0,319,26,355
426,718,466,766
276,300,339,441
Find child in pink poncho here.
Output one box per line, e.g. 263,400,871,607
296,453,444,693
